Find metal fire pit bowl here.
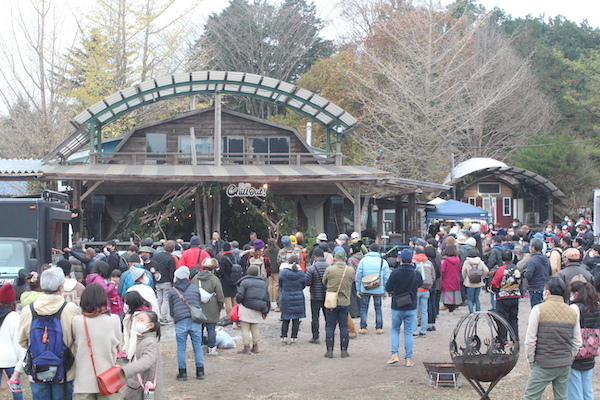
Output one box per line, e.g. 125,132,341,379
450,312,519,399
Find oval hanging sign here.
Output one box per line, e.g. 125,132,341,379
226,182,267,198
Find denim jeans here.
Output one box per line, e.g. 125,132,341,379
360,295,382,330
489,291,496,311
466,287,482,313
30,380,73,400
204,322,217,348
529,290,543,308
568,368,594,400
391,308,416,359
325,305,349,343
412,291,429,335
0,367,24,400
310,299,325,339
175,317,204,369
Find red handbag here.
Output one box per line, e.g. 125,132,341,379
230,304,239,323
84,317,125,395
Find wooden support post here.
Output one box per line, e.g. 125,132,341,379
212,193,221,236
548,195,554,223
354,183,361,235
214,91,222,166
408,193,417,238
376,206,383,237
395,196,403,241
72,180,82,242
194,187,202,242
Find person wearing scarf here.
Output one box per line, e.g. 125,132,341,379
71,283,122,399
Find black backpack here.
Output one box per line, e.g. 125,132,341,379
227,254,244,285
118,255,128,272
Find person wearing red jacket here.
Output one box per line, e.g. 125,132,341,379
179,236,210,274
491,249,522,344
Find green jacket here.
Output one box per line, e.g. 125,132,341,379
191,271,224,323
322,262,355,307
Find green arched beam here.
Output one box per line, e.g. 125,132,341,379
44,71,359,162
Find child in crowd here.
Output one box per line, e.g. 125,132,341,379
121,310,163,400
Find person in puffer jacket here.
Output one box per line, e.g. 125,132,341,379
236,265,270,355
278,255,306,345
355,244,390,334
461,250,489,313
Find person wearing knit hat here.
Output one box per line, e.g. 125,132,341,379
168,265,206,380
253,239,265,250
0,283,24,396
235,262,270,355
126,266,159,315
322,248,355,358
289,235,297,246
277,236,302,274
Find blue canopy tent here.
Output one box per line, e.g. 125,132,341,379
426,200,489,227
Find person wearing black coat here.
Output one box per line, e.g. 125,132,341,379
218,248,238,315
168,266,205,381
235,265,269,354
305,248,329,343
278,256,306,344
154,241,177,323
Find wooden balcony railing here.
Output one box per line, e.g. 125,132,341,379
88,152,344,166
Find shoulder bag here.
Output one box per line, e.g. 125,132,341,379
84,317,125,395
393,270,416,308
362,258,384,290
575,304,600,359
324,266,348,309
173,287,208,324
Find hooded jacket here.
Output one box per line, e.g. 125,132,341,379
461,256,489,288
191,271,224,323
306,258,329,301
524,253,552,292
168,279,201,324
18,294,81,382
236,275,270,314
356,252,390,295
278,267,306,319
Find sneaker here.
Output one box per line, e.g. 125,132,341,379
208,346,219,356
8,379,22,393
426,326,434,332
419,332,426,338
359,329,367,335
405,358,415,367
387,354,399,365
376,329,384,335
308,338,320,344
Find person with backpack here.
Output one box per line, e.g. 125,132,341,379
264,238,281,307
153,240,177,324
191,258,224,356
104,240,122,273
218,242,241,316
486,236,505,312
247,240,271,280
568,281,600,400
355,243,390,335
0,284,25,400
17,267,81,400
461,250,489,314
411,246,435,337
236,265,270,355
71,283,122,400
56,259,85,306
557,248,594,286
492,250,522,343
548,236,564,276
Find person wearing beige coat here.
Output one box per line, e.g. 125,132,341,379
461,251,489,313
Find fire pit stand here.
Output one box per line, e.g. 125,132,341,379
450,312,519,400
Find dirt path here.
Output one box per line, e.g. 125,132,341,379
154,290,600,400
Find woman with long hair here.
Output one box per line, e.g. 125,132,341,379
441,245,461,312
568,280,600,400
122,291,152,361
278,255,306,344
71,283,122,400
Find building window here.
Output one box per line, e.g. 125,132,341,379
478,182,501,195
146,133,166,153
503,197,511,216
249,137,290,164
468,197,476,206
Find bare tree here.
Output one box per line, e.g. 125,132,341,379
345,0,555,182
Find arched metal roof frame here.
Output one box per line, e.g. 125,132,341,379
43,71,360,163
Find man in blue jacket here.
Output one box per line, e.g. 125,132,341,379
385,249,422,367
356,243,390,334
524,238,551,308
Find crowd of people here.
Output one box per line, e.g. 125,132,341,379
0,215,599,399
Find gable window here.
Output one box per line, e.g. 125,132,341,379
478,182,501,195
146,133,166,164
249,137,290,164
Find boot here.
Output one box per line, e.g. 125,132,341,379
324,338,334,358
237,345,251,355
341,338,349,358
196,366,205,380
251,344,260,354
176,368,187,381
